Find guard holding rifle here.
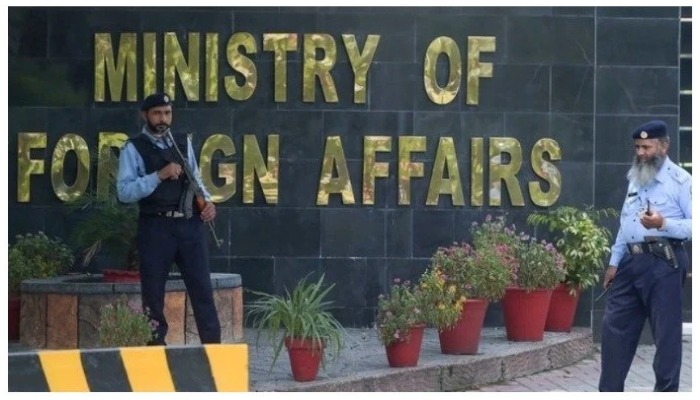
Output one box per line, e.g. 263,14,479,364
117,93,221,345
598,120,692,392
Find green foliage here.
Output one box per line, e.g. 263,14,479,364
515,239,566,291
8,232,74,293
418,269,464,331
98,296,155,347
69,189,139,270
377,278,426,345
527,206,618,292
246,274,345,371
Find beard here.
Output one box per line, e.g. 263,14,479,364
147,121,170,134
627,153,665,187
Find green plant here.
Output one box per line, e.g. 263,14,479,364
527,206,618,293
69,189,139,271
8,232,74,294
98,296,156,347
376,278,426,345
514,239,566,291
418,269,465,331
246,274,345,371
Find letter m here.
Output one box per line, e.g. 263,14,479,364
94,33,137,102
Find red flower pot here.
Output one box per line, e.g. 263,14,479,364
102,269,141,284
385,324,425,367
439,299,489,354
545,283,581,332
502,287,552,341
284,337,324,382
9,296,20,341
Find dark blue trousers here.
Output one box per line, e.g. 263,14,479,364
599,246,688,391
137,215,221,345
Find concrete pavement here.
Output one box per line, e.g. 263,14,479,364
248,325,692,392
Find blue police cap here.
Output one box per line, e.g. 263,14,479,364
140,93,172,111
632,120,667,140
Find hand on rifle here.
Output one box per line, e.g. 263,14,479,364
200,201,216,222
158,162,182,181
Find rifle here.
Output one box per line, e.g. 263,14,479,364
165,130,224,248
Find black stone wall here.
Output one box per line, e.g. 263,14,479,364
8,7,685,330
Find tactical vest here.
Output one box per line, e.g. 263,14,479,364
130,133,191,215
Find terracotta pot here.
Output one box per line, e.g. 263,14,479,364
284,337,324,382
439,298,489,355
102,269,141,284
501,287,552,341
545,283,581,332
9,295,20,341
385,324,426,367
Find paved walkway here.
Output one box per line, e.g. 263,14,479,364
247,325,692,392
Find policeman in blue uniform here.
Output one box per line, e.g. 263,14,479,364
599,120,692,391
117,93,221,345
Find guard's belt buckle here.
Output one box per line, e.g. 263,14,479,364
165,211,185,218
629,243,644,255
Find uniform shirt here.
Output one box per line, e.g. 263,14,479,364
609,157,692,267
117,126,211,204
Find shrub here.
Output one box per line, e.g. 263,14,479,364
98,296,156,347
8,232,74,294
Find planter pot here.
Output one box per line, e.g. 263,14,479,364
102,269,141,284
384,324,425,367
284,337,324,382
545,283,581,332
502,287,552,342
439,298,489,355
9,296,20,341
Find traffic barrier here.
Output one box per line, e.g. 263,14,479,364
9,344,248,392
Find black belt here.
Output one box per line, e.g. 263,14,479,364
141,211,187,218
626,237,685,255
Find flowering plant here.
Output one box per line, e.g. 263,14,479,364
418,267,466,330
97,295,157,347
8,232,74,294
470,214,522,273
513,239,566,291
376,278,425,346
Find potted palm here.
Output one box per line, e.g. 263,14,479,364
421,240,509,354
69,188,139,283
376,278,426,367
246,274,345,382
8,232,74,340
527,206,617,332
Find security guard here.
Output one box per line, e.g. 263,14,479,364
117,93,221,345
599,120,691,391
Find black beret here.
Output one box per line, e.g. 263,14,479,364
632,120,667,140
140,93,172,111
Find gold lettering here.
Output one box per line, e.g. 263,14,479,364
17,132,47,203
467,36,495,105
242,134,279,204
263,33,298,103
398,136,426,205
317,136,354,205
424,36,461,105
362,136,391,205
200,134,236,203
303,34,339,103
51,134,90,202
470,137,485,206
489,137,524,206
97,132,128,200
94,33,137,102
529,138,562,206
225,32,258,101
426,137,464,206
205,33,219,102
164,32,200,100
143,33,157,96
343,34,380,104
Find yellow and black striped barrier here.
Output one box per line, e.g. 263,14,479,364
9,344,248,392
